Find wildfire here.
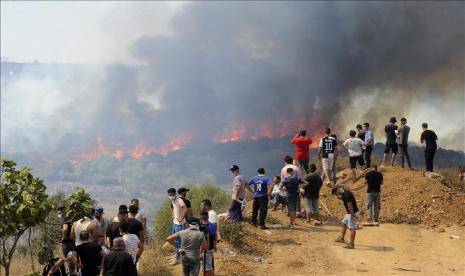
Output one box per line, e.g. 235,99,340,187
213,125,247,143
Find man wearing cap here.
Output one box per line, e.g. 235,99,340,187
167,217,208,276
88,207,110,246
291,130,312,174
167,187,187,265
178,188,193,218
383,117,399,166
228,165,251,222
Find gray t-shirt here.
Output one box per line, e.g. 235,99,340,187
173,228,206,260
397,125,410,145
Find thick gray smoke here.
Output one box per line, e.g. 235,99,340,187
1,1,464,156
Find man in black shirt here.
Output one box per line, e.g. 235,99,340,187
102,237,137,276
365,166,383,225
332,187,360,249
420,123,438,172
67,231,105,276
383,117,398,166
178,187,193,217
128,205,144,243
302,164,323,224
106,210,128,248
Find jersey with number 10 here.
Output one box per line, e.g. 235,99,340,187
319,136,337,158
249,175,270,198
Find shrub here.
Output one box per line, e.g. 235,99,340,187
219,220,244,244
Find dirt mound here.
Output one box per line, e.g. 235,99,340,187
319,166,465,227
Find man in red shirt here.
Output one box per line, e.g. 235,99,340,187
291,130,312,174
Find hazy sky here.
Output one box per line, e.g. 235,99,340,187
1,1,187,63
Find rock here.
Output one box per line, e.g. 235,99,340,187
450,235,461,240
438,228,446,233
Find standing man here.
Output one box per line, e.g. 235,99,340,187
127,205,144,244
130,198,147,229
291,130,312,174
282,168,302,227
228,165,251,223
397,118,412,169
364,166,383,226
60,208,76,275
383,117,398,166
319,128,338,186
199,211,217,276
420,123,438,172
363,123,375,168
101,237,137,276
343,130,366,182
302,164,323,225
332,187,360,249
119,222,144,265
280,156,303,215
178,188,193,218
200,199,221,243
106,209,128,248
167,187,187,265
166,217,208,276
356,124,366,142
67,231,105,276
88,207,110,246
70,208,94,247
249,168,272,229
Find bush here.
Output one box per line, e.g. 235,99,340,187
219,220,244,244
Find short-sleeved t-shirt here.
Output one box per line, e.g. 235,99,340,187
357,131,366,141
122,233,140,263
73,242,102,276
291,137,312,160
365,170,383,193
421,130,438,149
106,222,122,248
180,197,192,209
208,209,221,241
127,218,143,238
172,197,187,225
135,209,147,223
249,175,271,198
385,123,398,144
303,173,323,199
397,125,410,145
343,138,364,157
341,190,359,214
319,136,337,158
173,229,206,260
232,174,248,200
282,177,301,199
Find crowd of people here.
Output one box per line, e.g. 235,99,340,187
43,117,439,276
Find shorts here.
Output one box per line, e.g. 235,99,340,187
349,155,365,169
322,155,334,171
287,196,299,213
341,211,360,230
200,249,214,271
384,142,398,154
303,197,319,214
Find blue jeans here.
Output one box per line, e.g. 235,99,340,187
182,258,200,276
228,200,243,222
172,223,184,259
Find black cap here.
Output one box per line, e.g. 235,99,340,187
229,164,239,172
177,187,189,194
186,216,200,225
167,188,176,194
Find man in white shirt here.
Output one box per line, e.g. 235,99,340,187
343,130,366,182
200,199,221,242
167,187,187,265
281,156,302,215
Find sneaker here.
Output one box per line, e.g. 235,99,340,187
344,244,355,249
374,221,380,226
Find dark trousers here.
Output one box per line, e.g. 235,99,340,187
252,196,269,226
228,200,243,222
365,145,373,168
298,160,309,174
399,144,412,168
62,241,76,273
182,258,200,276
425,148,436,172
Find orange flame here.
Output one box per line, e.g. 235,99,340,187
213,125,247,143
79,136,107,160
113,149,125,159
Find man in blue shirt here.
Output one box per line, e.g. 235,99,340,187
249,168,272,229
282,168,302,227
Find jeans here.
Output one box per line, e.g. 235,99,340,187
399,144,412,168
366,192,381,222
252,196,269,226
62,241,76,274
182,258,200,276
172,223,184,259
425,148,436,172
365,145,373,168
228,200,243,222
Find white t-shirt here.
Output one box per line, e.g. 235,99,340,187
172,197,187,225
135,209,147,224
280,164,302,183
208,209,221,241
123,233,140,263
343,137,365,157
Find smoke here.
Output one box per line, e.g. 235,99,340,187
1,1,464,157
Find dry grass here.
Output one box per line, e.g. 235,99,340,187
1,255,37,276
138,243,173,276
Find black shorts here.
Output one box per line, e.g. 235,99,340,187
349,156,365,169
384,142,398,154
287,197,299,213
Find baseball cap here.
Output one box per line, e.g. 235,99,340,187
94,207,104,214
186,216,200,225
229,164,239,172
389,117,397,123
177,187,190,194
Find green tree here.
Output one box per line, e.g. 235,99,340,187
0,159,51,276
64,188,95,223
